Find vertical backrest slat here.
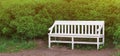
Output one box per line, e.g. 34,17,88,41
85,25,87,34
61,25,63,34
68,25,70,34
74,25,76,34
55,25,57,33
78,25,80,34
82,25,83,34
58,24,60,33
99,25,101,34
103,25,104,35
71,25,73,34
92,25,94,34
65,25,66,34
95,25,97,34
88,25,90,34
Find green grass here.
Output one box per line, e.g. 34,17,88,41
115,53,120,56
114,44,120,56
113,51,120,56
0,38,36,53
115,45,120,49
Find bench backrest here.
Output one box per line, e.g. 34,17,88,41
49,20,104,35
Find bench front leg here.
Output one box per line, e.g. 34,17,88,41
72,37,74,50
48,35,51,48
97,37,100,50
102,35,105,46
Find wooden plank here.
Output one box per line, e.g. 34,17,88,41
51,41,72,43
75,42,97,44
55,25,57,33
95,25,97,34
58,24,60,33
65,25,66,34
88,25,90,34
68,25,70,34
71,25,73,34
55,21,104,25
74,25,76,34
85,25,87,34
92,25,94,34
82,25,83,34
62,25,63,34
78,25,80,34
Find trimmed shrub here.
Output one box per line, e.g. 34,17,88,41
114,26,120,45
0,0,120,47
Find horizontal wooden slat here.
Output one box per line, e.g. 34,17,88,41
51,41,72,43
74,42,104,44
51,41,104,44
54,20,104,25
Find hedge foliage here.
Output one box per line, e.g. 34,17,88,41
0,0,120,45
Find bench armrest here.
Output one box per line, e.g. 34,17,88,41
48,22,56,34
97,26,103,34
49,25,54,31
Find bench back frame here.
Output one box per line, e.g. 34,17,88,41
48,20,105,50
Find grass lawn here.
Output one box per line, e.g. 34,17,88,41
0,38,36,53
113,50,120,56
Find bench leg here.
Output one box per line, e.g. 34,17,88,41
97,37,99,50
48,36,51,48
102,37,104,46
72,37,74,50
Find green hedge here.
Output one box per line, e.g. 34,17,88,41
0,0,120,46
114,26,120,46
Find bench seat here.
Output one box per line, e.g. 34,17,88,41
49,33,103,38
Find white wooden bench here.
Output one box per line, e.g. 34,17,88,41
48,20,105,50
